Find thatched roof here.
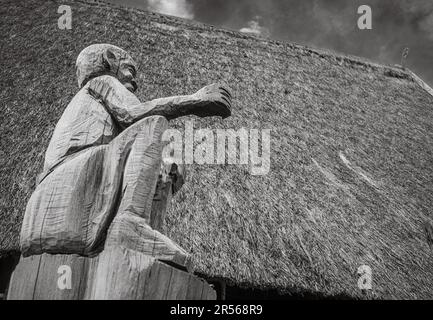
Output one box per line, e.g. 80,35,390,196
1,0,433,299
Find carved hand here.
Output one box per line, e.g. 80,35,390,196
191,83,232,119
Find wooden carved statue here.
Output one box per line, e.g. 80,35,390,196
7,44,231,300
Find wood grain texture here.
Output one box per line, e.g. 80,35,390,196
20,72,231,260
151,162,185,232
33,254,88,300
106,212,192,270
7,249,215,300
20,112,189,266
12,44,231,300
7,254,41,300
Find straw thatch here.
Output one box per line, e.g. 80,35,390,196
1,0,433,299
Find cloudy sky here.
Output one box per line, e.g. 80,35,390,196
111,0,433,86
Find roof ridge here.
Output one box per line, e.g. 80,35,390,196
406,69,433,98
70,0,411,78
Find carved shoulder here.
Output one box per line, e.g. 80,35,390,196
86,75,141,126
87,75,122,101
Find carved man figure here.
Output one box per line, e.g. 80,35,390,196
20,44,231,267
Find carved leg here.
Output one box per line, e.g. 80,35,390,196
103,116,191,268
111,116,168,222
9,116,202,299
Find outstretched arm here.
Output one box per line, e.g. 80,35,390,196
88,75,231,128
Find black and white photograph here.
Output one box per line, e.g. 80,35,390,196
1,0,433,309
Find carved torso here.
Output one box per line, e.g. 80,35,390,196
44,80,119,172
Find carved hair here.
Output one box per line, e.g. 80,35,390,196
76,43,136,88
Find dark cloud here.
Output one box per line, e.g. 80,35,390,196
111,0,433,85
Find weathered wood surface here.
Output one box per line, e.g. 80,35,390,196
151,162,185,232
20,116,184,258
7,248,216,300
12,44,230,300
20,44,231,260
105,212,192,270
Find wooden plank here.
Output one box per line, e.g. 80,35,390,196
33,253,87,300
7,255,41,300
8,250,215,300
185,274,204,300
86,246,154,300
143,260,173,300
203,283,217,300
165,266,190,300
82,255,99,300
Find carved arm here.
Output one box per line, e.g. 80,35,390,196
88,75,231,127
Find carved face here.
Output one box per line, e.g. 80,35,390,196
116,58,138,93
102,47,138,93
76,44,138,92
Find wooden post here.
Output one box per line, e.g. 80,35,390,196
7,249,216,300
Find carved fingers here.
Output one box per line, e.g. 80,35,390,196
194,83,232,118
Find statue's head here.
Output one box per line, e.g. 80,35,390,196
76,44,138,92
